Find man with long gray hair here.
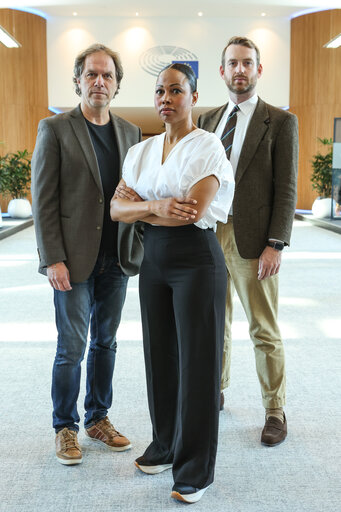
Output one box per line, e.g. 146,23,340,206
32,44,143,465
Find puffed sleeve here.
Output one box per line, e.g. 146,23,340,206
122,146,134,186
122,138,154,192
179,133,235,228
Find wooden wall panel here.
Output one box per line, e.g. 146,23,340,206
290,9,341,209
2,8,340,212
0,8,51,212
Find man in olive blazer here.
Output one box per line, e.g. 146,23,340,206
32,104,142,281
31,44,143,465
198,100,297,257
198,36,298,447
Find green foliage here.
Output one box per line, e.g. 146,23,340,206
310,138,333,198
0,149,31,199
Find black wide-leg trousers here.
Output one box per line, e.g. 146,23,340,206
139,224,227,489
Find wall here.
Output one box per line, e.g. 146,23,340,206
290,9,341,210
0,8,51,211
4,9,338,213
46,15,291,109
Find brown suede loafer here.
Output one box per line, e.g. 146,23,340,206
261,413,287,446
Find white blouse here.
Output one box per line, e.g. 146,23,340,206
122,128,235,230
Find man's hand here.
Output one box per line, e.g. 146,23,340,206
258,246,282,281
47,262,72,291
150,197,198,220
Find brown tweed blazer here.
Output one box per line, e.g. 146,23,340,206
31,105,144,282
197,98,298,258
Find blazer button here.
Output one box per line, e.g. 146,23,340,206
99,198,103,203
96,226,101,230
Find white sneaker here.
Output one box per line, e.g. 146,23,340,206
134,460,172,474
171,484,210,503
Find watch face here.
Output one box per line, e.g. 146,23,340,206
268,241,284,250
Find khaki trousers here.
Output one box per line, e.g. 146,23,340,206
216,219,286,408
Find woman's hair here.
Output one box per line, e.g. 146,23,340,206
73,43,123,97
158,63,197,93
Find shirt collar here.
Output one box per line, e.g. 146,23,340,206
158,128,203,152
227,94,258,116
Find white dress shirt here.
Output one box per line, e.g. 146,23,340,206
215,94,258,175
215,94,258,214
122,128,235,230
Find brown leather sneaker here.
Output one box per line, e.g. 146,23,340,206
261,413,287,446
85,416,132,451
55,427,82,465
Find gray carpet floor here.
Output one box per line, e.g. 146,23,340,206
0,221,340,512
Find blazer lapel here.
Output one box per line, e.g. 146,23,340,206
203,104,227,132
69,105,103,192
235,98,269,185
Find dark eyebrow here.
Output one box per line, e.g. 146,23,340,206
85,69,113,74
155,82,183,87
227,58,254,63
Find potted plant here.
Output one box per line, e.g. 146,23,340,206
0,149,32,218
310,138,333,218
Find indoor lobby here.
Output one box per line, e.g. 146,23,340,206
0,2,340,511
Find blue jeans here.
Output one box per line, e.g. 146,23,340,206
52,254,128,432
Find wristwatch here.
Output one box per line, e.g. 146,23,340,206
267,241,284,251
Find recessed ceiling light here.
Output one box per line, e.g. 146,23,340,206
324,33,341,48
198,12,203,17
261,12,266,17
0,25,21,48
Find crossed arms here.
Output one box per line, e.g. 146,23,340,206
110,175,220,227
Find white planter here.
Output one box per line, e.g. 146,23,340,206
311,197,332,219
7,198,32,219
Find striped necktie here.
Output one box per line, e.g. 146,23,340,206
221,105,239,159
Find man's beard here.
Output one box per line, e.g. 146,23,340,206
227,76,257,95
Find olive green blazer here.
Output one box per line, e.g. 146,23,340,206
31,105,143,282
197,98,298,258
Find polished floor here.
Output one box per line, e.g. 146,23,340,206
0,221,340,512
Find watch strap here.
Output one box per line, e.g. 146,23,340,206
267,241,284,251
